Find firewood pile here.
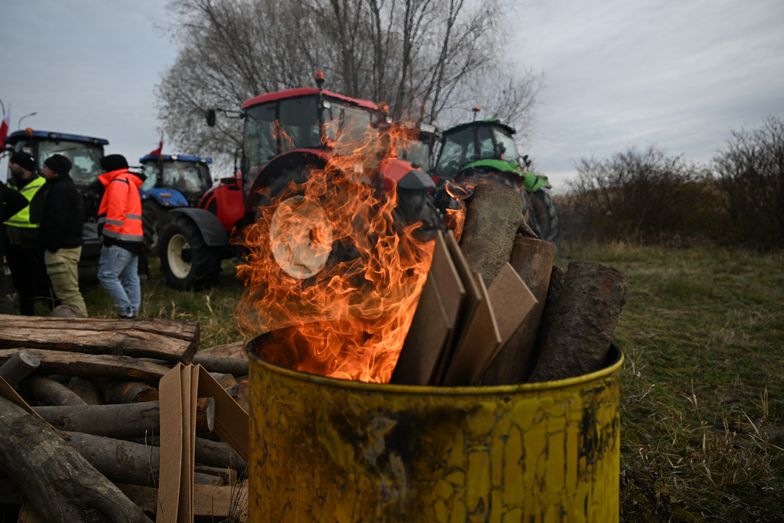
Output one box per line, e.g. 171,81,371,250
392,181,627,386
0,316,250,522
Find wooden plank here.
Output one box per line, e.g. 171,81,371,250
0,348,170,382
0,314,198,362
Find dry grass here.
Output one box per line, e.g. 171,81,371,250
560,242,784,521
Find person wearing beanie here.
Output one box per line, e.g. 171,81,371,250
40,154,88,317
5,151,52,315
96,153,145,319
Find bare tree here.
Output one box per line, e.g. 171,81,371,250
157,0,539,160
714,116,784,250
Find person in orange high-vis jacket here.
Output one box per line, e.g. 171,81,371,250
95,154,145,319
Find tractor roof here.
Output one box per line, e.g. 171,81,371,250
6,129,109,146
442,119,516,137
241,88,378,111
139,153,213,165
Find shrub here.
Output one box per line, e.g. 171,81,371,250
563,146,723,245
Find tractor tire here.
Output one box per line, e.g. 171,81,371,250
159,215,221,290
249,157,440,281
527,189,559,242
142,199,168,256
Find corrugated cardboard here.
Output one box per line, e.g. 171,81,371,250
391,232,465,385
440,272,502,386
474,263,538,380
157,364,249,523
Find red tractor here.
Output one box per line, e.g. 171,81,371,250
159,78,439,289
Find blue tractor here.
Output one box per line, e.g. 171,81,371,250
138,153,214,255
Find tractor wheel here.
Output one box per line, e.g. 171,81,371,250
527,189,559,242
249,158,440,281
159,216,221,290
142,199,168,256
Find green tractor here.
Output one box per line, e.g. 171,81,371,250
431,118,559,241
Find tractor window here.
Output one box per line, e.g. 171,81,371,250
37,140,104,188
493,129,519,161
161,161,212,197
244,103,277,189
436,128,474,178
278,96,320,152
476,126,496,160
324,102,376,155
141,163,159,191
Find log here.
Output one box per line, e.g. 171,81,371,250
126,435,247,472
103,380,159,403
0,350,39,386
459,182,525,286
0,348,170,382
67,377,103,404
195,471,226,486
210,372,238,389
117,482,248,518
480,237,557,384
227,376,250,413
0,314,198,362
528,261,626,382
62,432,161,486
196,464,238,484
24,376,86,406
0,396,151,522
34,398,216,438
200,340,246,360
193,353,248,376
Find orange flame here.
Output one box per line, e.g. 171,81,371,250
237,124,434,383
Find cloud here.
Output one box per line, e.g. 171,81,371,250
515,0,784,189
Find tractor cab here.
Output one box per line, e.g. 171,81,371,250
139,154,213,206
395,122,440,172
4,129,109,267
434,120,530,184
433,119,559,241
138,153,214,255
5,129,107,191
239,88,381,199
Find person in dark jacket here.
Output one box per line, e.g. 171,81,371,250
40,154,87,317
5,151,52,314
0,174,30,313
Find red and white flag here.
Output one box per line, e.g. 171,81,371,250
0,104,9,151
148,134,163,157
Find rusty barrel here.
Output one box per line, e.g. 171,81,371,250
247,338,623,522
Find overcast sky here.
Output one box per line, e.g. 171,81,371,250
2,0,783,190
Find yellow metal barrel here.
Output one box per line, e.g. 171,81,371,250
247,342,622,522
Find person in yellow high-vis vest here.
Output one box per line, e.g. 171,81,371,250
5,152,52,315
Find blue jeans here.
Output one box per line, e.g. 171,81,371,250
97,244,140,317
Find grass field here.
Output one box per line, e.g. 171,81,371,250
81,244,783,521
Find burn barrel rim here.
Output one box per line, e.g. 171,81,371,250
245,335,623,395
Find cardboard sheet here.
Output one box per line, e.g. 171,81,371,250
157,364,249,523
440,272,502,386
392,232,465,385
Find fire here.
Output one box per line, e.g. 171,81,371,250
237,124,434,383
